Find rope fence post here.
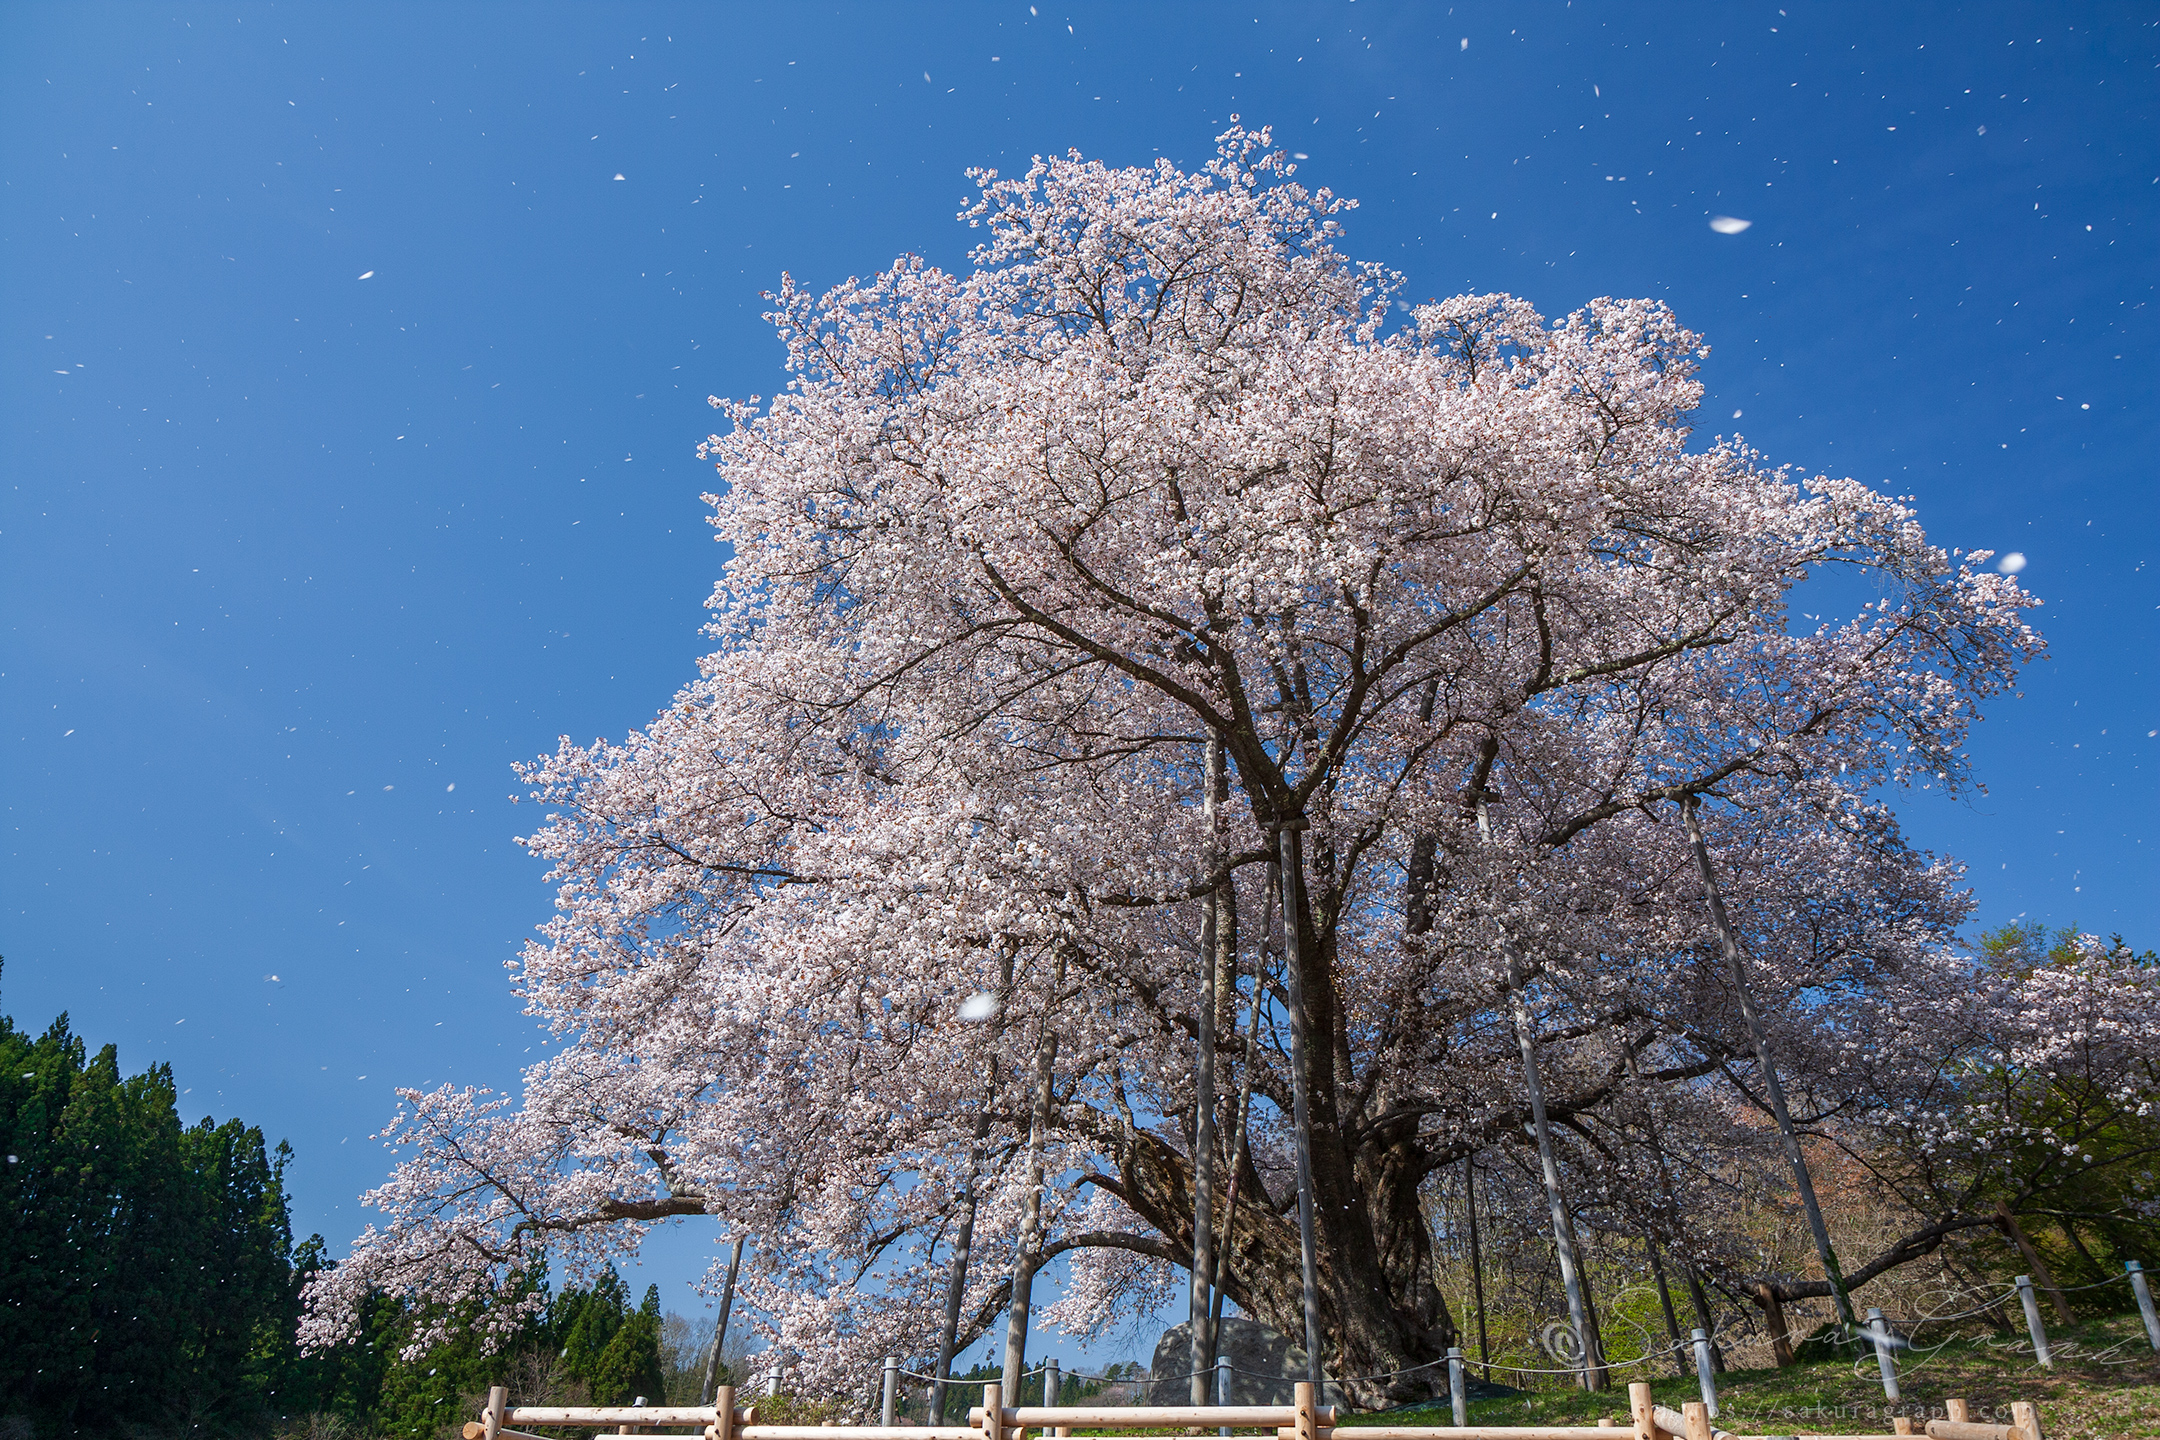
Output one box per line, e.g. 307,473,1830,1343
1447,1346,1466,1427
1689,1329,1718,1419
2015,1275,2053,1368
880,1357,898,1427
2128,1260,2160,1353
1046,1358,1061,1408
1866,1308,1900,1401
1215,1355,1230,1437
766,1362,782,1399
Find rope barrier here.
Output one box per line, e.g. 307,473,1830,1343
2055,1273,2132,1292
892,1365,1056,1386
875,1266,2141,1405
1871,1288,2022,1327
1862,1268,2127,1328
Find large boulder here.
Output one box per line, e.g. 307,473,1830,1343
1146,1318,1340,1406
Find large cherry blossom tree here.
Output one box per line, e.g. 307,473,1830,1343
301,128,2051,1405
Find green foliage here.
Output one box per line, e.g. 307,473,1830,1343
557,1266,631,1389
918,1359,1111,1424
0,983,655,1440
1,1002,306,1437
1964,924,2160,1283
1342,1310,2160,1435
584,1283,667,1407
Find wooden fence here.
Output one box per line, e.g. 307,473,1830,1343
464,1381,2046,1440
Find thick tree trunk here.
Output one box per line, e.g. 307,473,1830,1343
1118,1118,1458,1408
1111,836,1459,1409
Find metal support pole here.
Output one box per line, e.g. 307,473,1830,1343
2016,1275,2053,1368
1463,1154,1491,1382
1690,1329,1719,1419
1216,1354,1232,1437
1684,798,1856,1330
1866,1309,1900,1400
765,1362,781,1399
881,1356,899,1426
1482,802,1603,1392
1045,1358,1061,1408
1448,1347,1467,1427
700,1235,747,1406
1274,826,1325,1389
1191,733,1225,1406
2130,1261,2160,1353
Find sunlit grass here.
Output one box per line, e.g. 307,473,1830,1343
1334,1312,2158,1438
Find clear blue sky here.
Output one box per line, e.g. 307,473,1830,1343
4,2,2154,1363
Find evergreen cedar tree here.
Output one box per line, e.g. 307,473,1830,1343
0,985,669,1437
2,998,303,1436
298,128,2153,1404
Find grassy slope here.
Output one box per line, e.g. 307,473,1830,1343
1335,1313,2160,1440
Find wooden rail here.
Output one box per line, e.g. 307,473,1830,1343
469,1379,2043,1440
969,1408,1339,1429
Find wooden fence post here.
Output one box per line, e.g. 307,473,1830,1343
1946,1398,1970,1424
979,1381,1002,1440
484,1387,506,1440
1294,1380,1318,1440
1893,1420,1913,1436
1680,1400,1714,1440
2011,1399,2044,1440
712,1385,735,1440
1628,1381,1656,1440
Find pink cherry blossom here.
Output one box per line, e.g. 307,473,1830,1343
304,128,2074,1404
